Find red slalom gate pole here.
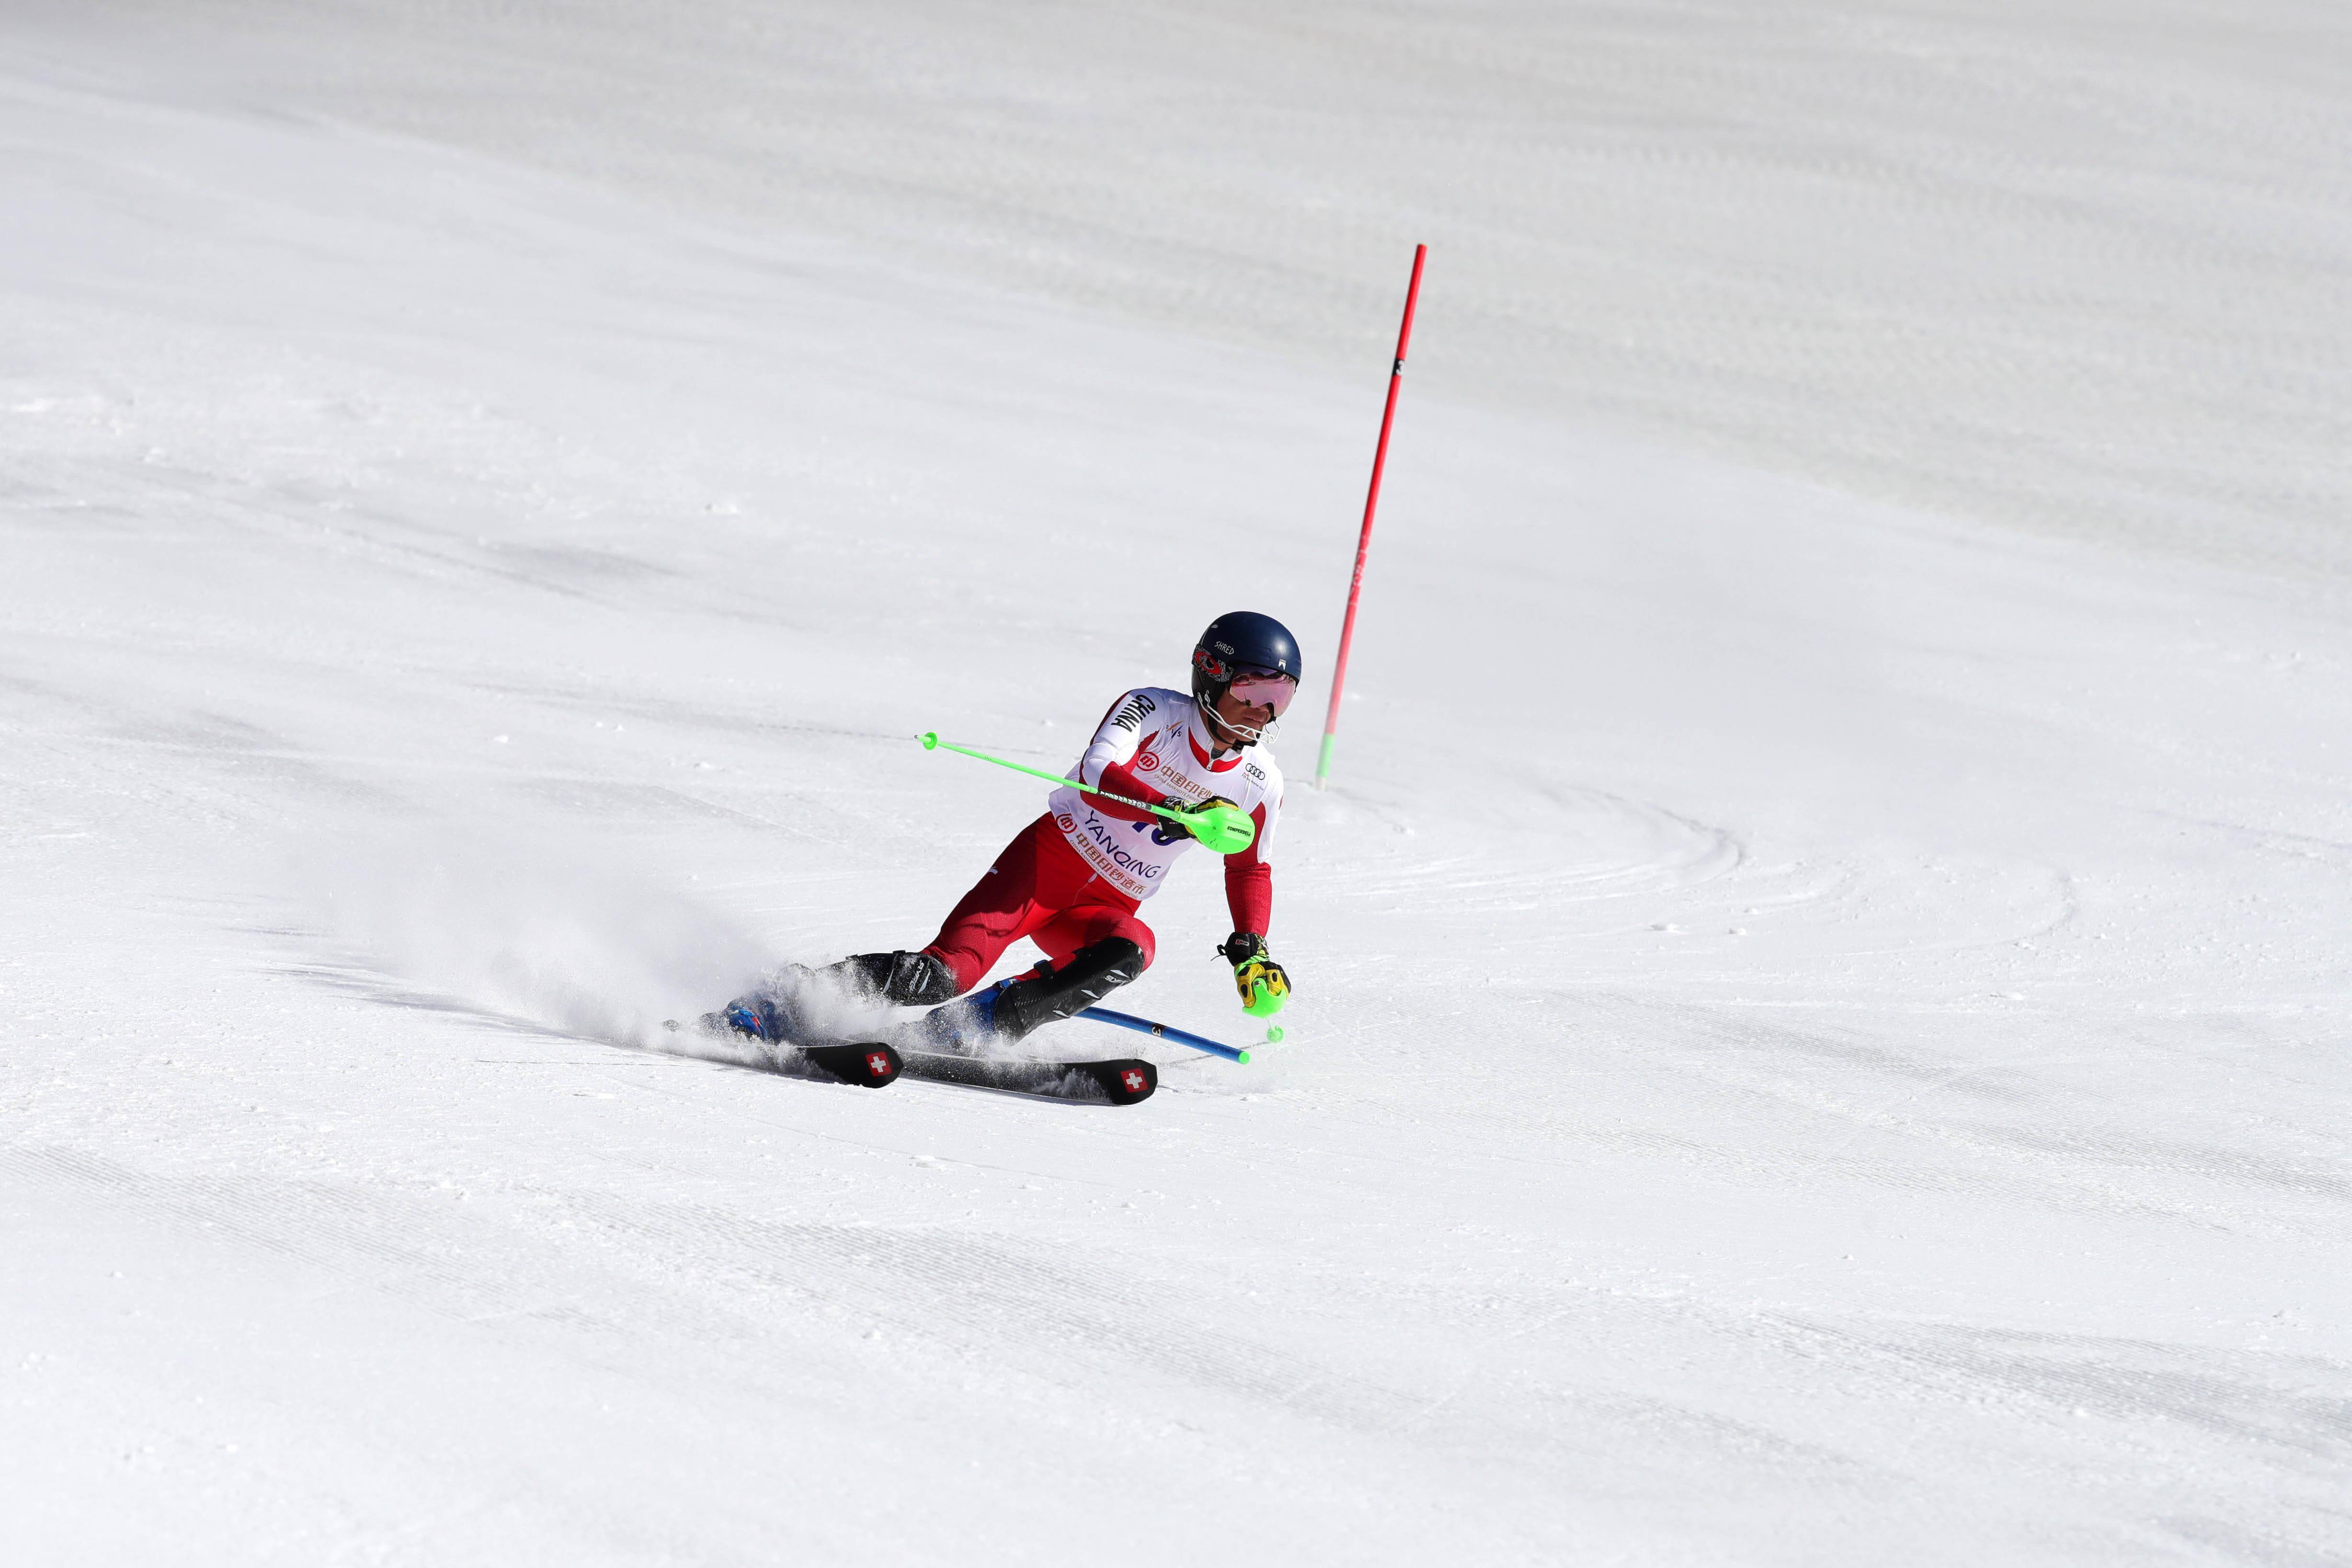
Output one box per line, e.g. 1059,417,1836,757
1314,243,1426,791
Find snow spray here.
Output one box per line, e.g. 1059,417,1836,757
1315,243,1427,791
294,821,770,1050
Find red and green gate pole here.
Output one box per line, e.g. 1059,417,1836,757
1314,244,1427,791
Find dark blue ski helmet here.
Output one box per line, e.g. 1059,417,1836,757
1192,611,1302,744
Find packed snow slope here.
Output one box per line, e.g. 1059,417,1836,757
39,0,2352,581
3,9,2349,1568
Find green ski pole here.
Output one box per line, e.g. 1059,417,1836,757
919,732,1255,855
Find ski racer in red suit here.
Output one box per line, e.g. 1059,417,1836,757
822,612,1300,1050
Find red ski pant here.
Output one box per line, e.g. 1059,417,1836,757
922,814,1157,995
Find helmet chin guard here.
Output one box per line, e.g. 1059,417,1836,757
1202,695,1276,747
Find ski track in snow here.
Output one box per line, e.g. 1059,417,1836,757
3,8,2351,1566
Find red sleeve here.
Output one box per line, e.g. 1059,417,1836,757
1090,752,1164,824
1222,801,1273,935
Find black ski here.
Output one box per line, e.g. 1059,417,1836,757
666,1000,1160,1102
661,1019,902,1088
799,1042,902,1087
896,1051,1157,1105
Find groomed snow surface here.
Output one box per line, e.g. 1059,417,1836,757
4,6,2349,1564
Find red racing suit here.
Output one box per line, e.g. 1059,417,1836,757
922,687,1282,994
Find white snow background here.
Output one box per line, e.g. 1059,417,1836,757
3,3,2349,1563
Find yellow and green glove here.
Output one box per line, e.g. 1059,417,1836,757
1170,794,1245,847
1218,932,1290,1018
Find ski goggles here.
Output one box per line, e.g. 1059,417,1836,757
1224,668,1299,716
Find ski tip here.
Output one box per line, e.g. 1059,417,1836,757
803,1042,903,1088
1088,1059,1157,1105
1237,1049,1251,1064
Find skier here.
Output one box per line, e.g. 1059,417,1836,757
732,612,1299,1053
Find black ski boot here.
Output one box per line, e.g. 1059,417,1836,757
709,950,941,1045
915,938,1146,1054
825,949,959,1007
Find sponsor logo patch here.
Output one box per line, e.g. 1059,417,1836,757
1055,813,1076,832
1135,747,1161,772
